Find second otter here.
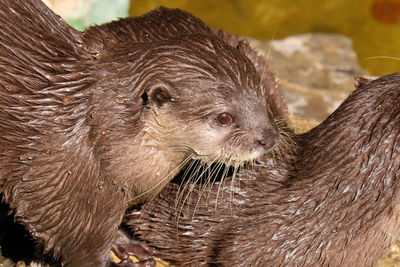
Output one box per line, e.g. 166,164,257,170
0,1,286,266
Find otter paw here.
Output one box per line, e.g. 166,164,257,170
112,228,156,267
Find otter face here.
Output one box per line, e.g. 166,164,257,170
142,80,279,167
136,35,281,168
92,28,283,200
193,93,279,163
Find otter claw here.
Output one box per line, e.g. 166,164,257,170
115,259,156,267
112,227,156,267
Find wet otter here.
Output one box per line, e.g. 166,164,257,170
128,73,400,266
0,0,286,266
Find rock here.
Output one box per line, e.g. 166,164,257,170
247,33,367,123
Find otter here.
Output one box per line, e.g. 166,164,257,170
128,73,400,267
0,0,287,266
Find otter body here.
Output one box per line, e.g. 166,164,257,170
0,0,285,265
130,73,400,266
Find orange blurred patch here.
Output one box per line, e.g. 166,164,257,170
371,0,400,24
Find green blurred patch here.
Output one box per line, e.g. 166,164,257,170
59,0,129,31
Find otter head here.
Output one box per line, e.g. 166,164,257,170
139,35,280,169
95,33,280,201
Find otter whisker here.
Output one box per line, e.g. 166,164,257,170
174,159,200,227
181,162,206,208
191,154,226,218
265,28,276,66
250,158,256,172
177,158,211,215
176,159,199,210
215,157,233,210
191,162,216,220
273,116,297,158
228,160,241,214
205,157,226,205
202,155,226,206
195,154,219,198
176,163,207,221
178,153,220,215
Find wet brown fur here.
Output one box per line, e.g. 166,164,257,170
0,0,287,266
129,73,400,267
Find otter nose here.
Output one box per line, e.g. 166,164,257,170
257,130,278,150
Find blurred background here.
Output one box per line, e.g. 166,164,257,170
43,0,400,76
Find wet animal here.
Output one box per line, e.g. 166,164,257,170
0,0,287,265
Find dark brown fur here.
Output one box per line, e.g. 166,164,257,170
0,1,287,266
128,73,400,266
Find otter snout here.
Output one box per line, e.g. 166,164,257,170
256,129,278,151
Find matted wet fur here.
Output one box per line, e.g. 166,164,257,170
0,0,288,266
128,73,400,267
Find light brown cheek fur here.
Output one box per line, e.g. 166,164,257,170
162,120,256,159
105,124,190,203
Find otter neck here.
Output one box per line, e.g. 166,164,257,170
122,128,190,204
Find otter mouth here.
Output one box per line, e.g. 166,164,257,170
191,153,250,167
170,133,281,208
190,142,277,167
179,132,279,189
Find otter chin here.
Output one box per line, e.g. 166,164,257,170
0,0,287,266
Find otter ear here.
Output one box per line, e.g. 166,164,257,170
353,75,379,89
236,40,248,54
142,86,175,107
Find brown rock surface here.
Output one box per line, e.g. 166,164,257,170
248,33,367,123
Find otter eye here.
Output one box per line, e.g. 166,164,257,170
217,113,234,126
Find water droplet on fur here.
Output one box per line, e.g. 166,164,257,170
121,183,128,192
19,155,33,161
